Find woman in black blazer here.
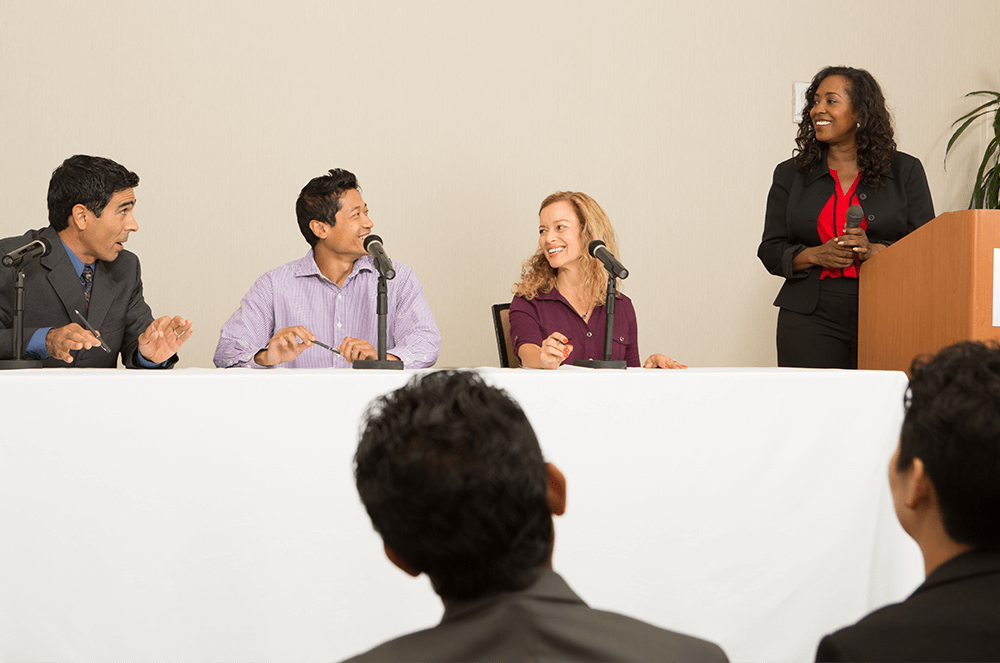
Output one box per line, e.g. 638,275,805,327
758,66,935,368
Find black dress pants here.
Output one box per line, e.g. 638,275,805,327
776,279,858,369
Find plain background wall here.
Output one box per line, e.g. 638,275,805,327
2,0,998,369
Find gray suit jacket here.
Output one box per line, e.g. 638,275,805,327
0,226,175,368
344,569,728,662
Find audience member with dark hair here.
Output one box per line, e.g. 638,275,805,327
758,66,935,368
0,155,192,367
213,168,440,368
816,340,1000,661
346,370,728,662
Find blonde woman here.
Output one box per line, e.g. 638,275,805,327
509,191,684,370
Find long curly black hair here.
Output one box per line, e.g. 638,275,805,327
793,66,896,188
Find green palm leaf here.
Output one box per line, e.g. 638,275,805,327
949,90,1000,209
945,109,997,161
970,139,998,208
986,165,999,209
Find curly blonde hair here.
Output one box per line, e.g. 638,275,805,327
512,191,621,306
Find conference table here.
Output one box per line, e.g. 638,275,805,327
0,366,922,662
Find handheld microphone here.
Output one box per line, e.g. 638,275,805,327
588,240,628,279
845,204,864,230
2,237,52,268
363,234,396,280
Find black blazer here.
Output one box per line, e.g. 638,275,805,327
758,150,935,314
0,226,176,368
815,550,1000,662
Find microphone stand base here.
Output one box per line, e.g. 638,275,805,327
0,359,44,370
572,359,627,370
353,359,404,370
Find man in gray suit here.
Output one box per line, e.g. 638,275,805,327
816,341,1000,661
0,155,192,367
346,370,728,662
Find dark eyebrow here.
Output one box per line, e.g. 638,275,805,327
117,200,135,211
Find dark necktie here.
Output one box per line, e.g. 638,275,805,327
82,264,94,311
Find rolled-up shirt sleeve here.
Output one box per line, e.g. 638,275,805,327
214,273,276,368
387,264,440,369
508,296,542,356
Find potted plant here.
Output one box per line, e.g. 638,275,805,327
945,90,1000,209
944,90,1000,209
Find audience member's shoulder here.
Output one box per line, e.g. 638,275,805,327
579,606,729,663
343,613,727,663
816,559,1000,662
340,628,436,663
341,570,728,663
815,599,916,662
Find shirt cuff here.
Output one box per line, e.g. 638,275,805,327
135,350,169,369
250,349,274,369
25,327,51,359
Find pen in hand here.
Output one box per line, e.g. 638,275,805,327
73,309,112,354
311,339,342,356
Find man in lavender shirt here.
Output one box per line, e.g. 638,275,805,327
213,169,440,369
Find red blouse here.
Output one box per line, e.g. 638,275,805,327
817,170,866,280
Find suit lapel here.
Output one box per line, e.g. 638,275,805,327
40,228,88,323
87,261,116,330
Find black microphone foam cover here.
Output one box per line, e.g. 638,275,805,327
846,205,864,230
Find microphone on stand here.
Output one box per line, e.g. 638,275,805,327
363,234,395,280
2,237,52,268
354,234,403,370
588,240,628,279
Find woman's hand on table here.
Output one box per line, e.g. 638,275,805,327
539,332,573,370
643,354,687,369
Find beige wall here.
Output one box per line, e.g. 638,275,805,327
2,0,997,368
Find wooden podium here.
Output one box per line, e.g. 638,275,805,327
859,210,1000,374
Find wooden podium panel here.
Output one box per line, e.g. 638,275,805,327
859,210,1000,374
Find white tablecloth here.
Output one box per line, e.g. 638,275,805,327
0,366,922,662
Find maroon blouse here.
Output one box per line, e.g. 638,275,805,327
509,288,640,367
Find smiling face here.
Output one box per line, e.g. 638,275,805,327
76,188,138,263
810,75,859,147
312,188,373,262
538,201,584,270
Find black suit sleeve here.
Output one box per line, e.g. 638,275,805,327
815,634,851,662
118,257,173,369
759,161,809,280
904,156,935,234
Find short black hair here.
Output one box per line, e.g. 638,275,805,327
899,340,1000,549
354,371,553,601
47,155,140,231
295,168,360,247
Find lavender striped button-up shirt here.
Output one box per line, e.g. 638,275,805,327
214,252,440,369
